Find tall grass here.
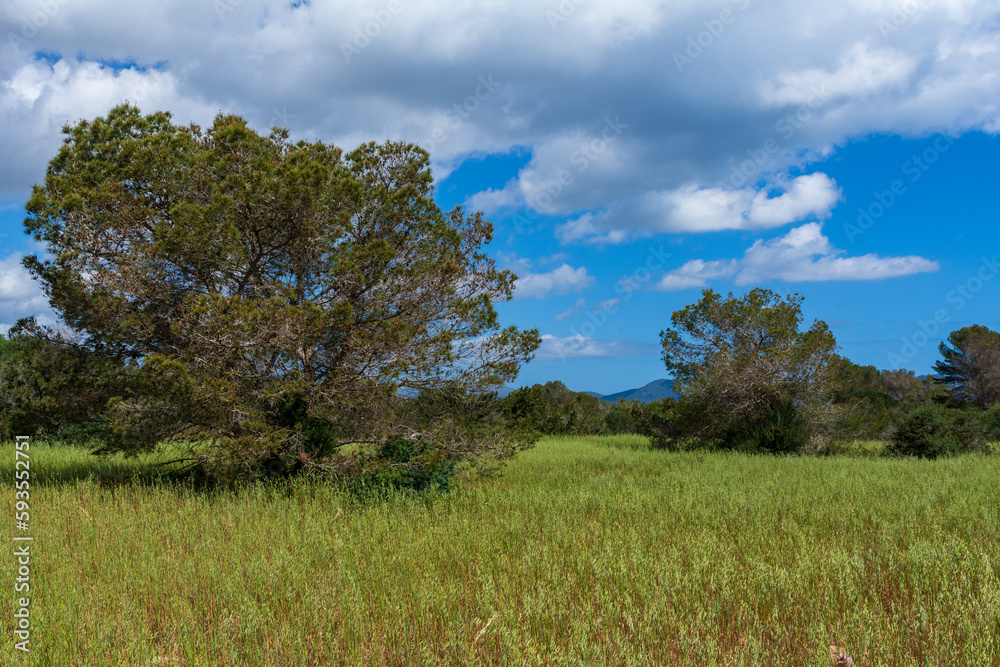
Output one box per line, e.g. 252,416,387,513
2,435,999,665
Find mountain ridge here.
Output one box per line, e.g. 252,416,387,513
592,379,677,404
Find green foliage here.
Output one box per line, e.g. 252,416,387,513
835,388,899,409
933,325,1000,407
627,398,713,451
981,403,1000,442
658,289,837,451
626,398,676,450
879,368,944,405
827,397,898,442
0,328,131,443
272,394,337,451
407,386,502,432
21,104,540,481
636,397,810,454
499,384,563,434
890,403,985,458
498,381,621,436
603,403,637,435
350,436,457,495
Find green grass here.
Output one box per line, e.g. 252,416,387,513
2,435,1000,665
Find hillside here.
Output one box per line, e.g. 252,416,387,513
598,379,677,404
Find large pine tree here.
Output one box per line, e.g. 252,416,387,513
19,104,539,478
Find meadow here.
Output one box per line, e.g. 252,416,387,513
2,435,999,666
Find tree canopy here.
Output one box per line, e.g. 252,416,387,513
657,288,838,450
933,325,1000,408
661,289,837,413
19,104,540,479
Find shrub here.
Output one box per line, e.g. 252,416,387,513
826,397,899,442
270,392,341,460
350,436,457,495
633,397,809,454
890,403,984,458
721,400,810,454
628,398,682,450
603,404,637,435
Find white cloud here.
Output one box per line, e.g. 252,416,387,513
554,297,586,321
535,334,658,360
0,0,998,243
758,43,917,107
0,58,216,199
655,222,939,290
0,253,52,329
514,263,594,299
746,174,844,226
557,173,842,243
655,259,737,291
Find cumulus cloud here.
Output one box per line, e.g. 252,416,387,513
0,57,217,200
513,264,594,299
656,259,737,291
0,253,52,331
0,0,998,243
758,42,917,107
557,173,842,243
654,222,939,290
534,334,659,360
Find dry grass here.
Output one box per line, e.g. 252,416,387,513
2,435,999,665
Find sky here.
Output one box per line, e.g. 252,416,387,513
0,0,998,394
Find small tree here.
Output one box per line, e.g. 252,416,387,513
933,325,1000,408
658,288,838,451
22,104,540,480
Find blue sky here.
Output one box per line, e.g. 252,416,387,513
0,0,998,394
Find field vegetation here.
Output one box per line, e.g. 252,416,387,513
3,435,999,666
4,105,1000,665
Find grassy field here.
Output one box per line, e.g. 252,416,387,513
2,435,999,666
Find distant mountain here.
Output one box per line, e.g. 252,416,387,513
489,380,677,402
599,379,677,404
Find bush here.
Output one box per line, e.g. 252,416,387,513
270,392,341,460
0,331,131,444
835,388,898,410
721,400,810,454
826,397,899,442
350,436,457,495
603,405,637,435
628,398,682,450
632,397,809,454
890,403,984,458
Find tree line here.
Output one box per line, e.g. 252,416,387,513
641,289,1000,458
1,105,997,492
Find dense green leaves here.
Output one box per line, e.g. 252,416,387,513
20,104,540,479
890,403,985,458
656,288,838,451
498,381,634,436
933,325,1000,407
